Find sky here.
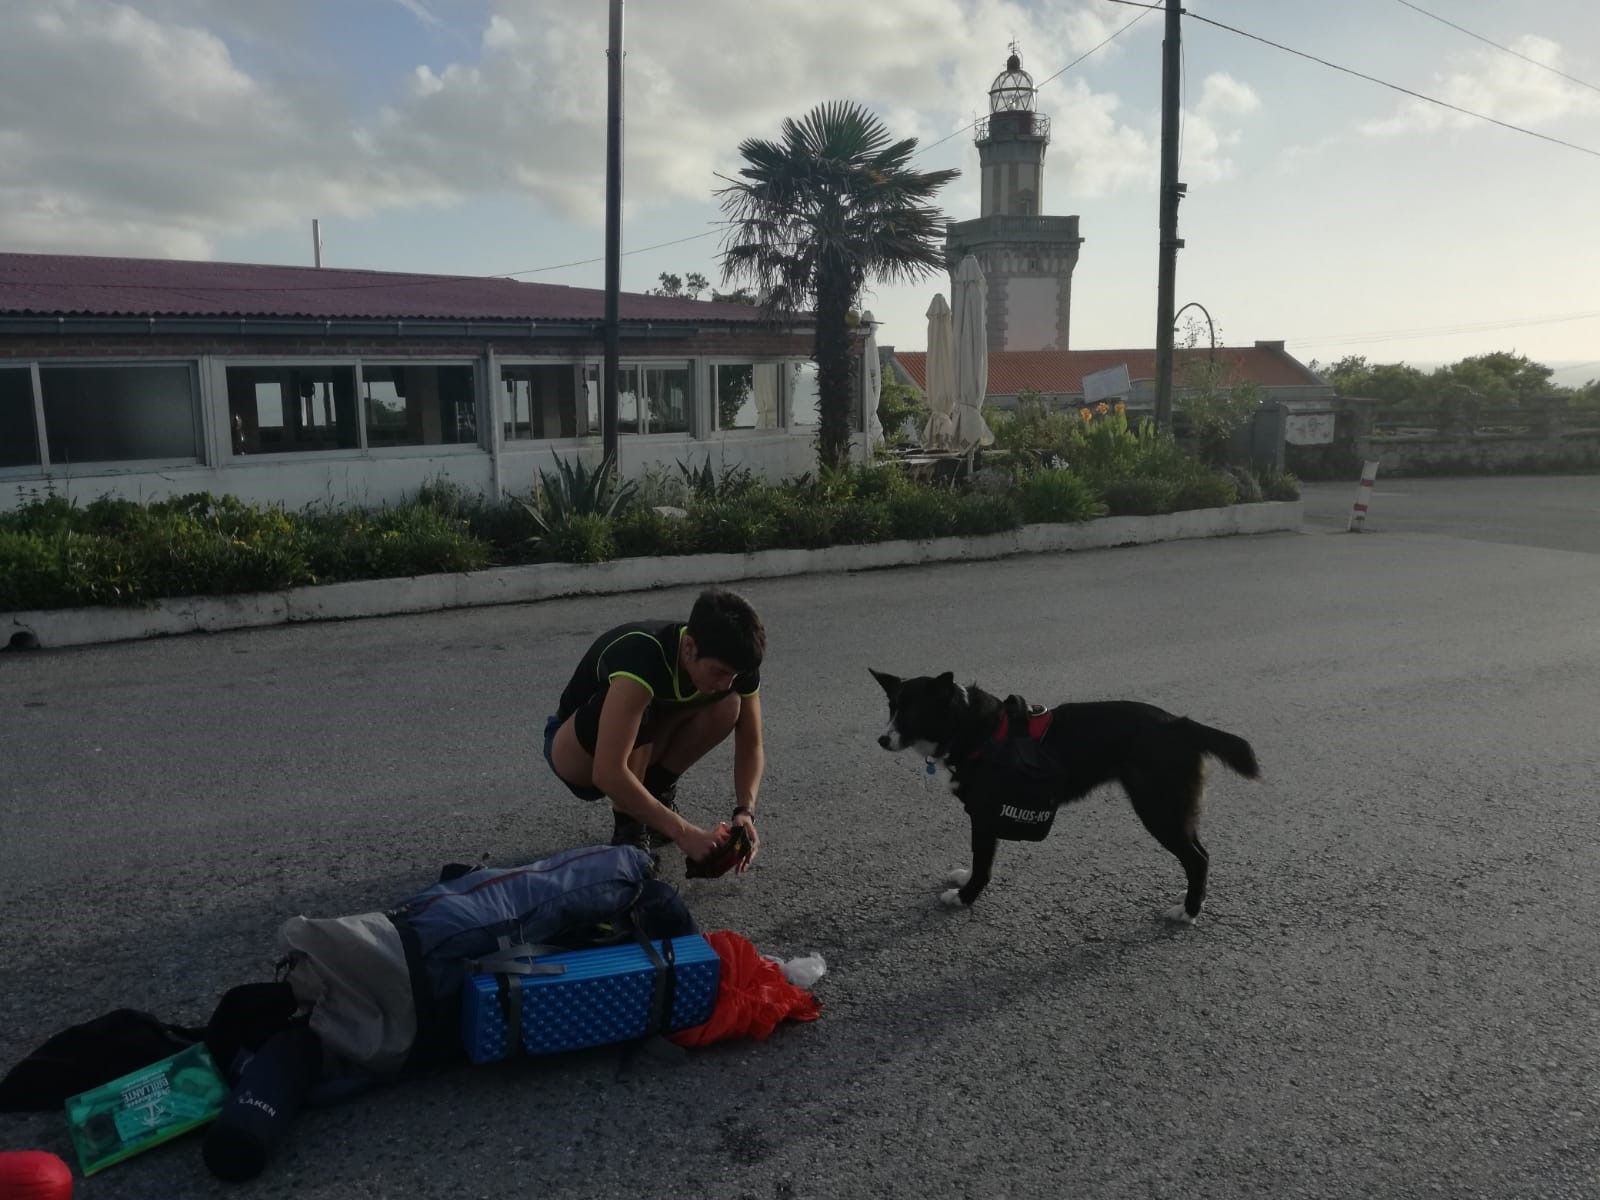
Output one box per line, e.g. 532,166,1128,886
2,0,1597,383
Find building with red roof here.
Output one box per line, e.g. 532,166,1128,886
0,252,843,510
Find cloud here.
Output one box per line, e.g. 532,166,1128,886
389,0,441,27
1362,34,1600,137
0,0,455,256
1180,72,1262,183
0,0,1216,258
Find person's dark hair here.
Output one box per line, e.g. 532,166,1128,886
687,588,764,674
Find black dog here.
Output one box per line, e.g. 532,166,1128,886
870,669,1258,923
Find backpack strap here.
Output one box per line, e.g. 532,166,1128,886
479,935,566,1060
630,926,678,1038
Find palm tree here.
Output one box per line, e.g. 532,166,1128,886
718,102,958,469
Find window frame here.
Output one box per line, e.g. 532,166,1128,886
494,357,599,448
355,358,485,457
17,357,206,474
705,359,790,435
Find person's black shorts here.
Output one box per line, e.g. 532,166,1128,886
542,697,661,803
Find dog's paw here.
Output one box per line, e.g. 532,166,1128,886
939,887,968,909
1162,903,1197,925
945,868,972,887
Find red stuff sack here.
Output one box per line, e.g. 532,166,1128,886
669,930,820,1047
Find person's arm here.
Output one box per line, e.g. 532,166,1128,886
591,680,724,861
730,690,764,870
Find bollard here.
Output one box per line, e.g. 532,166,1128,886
1347,460,1380,532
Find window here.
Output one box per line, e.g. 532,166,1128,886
502,364,590,440
0,368,39,468
227,366,357,454
616,363,691,435
40,364,199,463
789,361,821,428
363,365,477,448
713,363,782,431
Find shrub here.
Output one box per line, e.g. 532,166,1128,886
832,499,892,544
611,508,692,558
687,500,774,554
0,530,68,610
1258,470,1301,501
886,489,955,540
876,376,927,447
1226,466,1264,504
949,493,1021,536
463,498,543,563
1100,478,1177,516
632,465,687,509
1170,472,1240,511
1015,469,1104,523
990,390,1076,468
848,462,915,501
542,513,616,563
767,495,838,549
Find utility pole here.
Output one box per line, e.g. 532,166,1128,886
1152,0,1185,433
312,219,323,268
602,0,625,465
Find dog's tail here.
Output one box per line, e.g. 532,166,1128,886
1179,719,1259,779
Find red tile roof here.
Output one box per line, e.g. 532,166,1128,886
0,252,769,324
895,347,1326,394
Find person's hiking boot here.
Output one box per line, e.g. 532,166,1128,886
609,812,662,874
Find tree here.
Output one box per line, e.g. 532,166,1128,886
646,270,758,306
1315,355,1430,404
1430,352,1554,406
718,101,958,469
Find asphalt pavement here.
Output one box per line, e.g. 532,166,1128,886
3,477,1598,1199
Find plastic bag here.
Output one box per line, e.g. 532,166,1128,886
669,931,821,1048
767,954,827,989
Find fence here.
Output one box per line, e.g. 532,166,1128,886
1284,395,1600,479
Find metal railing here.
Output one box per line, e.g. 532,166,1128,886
974,113,1051,142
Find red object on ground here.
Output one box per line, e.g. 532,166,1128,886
669,930,821,1048
0,1150,73,1199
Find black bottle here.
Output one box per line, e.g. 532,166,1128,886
202,1024,321,1182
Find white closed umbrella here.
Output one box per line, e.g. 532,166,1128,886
952,255,993,449
862,310,884,450
921,293,956,450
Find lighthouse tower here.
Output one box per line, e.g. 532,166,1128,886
945,48,1084,351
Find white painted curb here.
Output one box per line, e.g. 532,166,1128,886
6,501,1301,650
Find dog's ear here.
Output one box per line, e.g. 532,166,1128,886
868,668,900,697
935,671,955,690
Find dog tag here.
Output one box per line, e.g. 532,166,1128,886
924,758,937,776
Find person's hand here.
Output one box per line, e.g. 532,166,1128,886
732,810,760,872
674,822,729,864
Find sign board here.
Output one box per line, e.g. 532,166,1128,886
1082,364,1131,406
1285,410,1336,445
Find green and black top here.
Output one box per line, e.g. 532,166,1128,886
557,620,761,725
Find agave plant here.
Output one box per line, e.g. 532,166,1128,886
518,451,637,537
676,455,756,502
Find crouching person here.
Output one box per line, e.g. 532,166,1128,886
543,588,765,872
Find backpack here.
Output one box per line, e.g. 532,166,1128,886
278,845,692,1074
961,696,1067,842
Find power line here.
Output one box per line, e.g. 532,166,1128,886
1289,309,1600,349
1187,10,1600,160
1392,0,1600,96
917,7,1156,155
496,228,722,278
